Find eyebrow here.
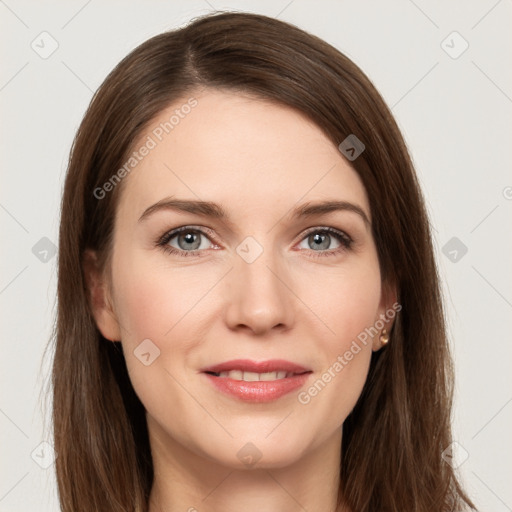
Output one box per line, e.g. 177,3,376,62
138,197,370,226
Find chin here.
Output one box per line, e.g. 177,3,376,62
199,431,311,471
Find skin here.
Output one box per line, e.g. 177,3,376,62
84,88,396,512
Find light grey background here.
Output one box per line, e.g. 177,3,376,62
1,1,511,511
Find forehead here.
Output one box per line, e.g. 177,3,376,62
116,89,369,223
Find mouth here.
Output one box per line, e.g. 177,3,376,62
205,370,305,381
201,359,312,402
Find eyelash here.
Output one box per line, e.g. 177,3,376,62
156,225,353,259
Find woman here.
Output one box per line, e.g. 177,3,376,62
50,11,476,512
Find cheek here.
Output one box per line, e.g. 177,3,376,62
110,263,203,431
294,259,381,426
302,255,382,347
109,255,218,404
111,252,213,345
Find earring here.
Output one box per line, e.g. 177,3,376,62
380,329,389,345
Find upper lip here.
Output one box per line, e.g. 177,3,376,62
201,359,311,374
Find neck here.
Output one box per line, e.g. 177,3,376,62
146,414,349,512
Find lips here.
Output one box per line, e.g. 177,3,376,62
201,359,312,402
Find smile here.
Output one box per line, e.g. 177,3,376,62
208,370,300,381
201,359,312,402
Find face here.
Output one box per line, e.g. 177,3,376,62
87,88,395,470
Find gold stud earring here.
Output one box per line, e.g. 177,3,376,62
380,329,389,345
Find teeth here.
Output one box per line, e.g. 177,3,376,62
218,370,242,380
260,371,279,381
243,371,260,382
217,370,291,381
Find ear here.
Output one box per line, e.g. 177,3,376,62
372,279,399,352
82,249,122,341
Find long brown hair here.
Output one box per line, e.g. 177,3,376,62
47,11,476,511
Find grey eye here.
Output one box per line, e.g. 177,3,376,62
169,230,209,251
298,231,342,251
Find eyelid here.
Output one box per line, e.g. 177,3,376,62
298,225,352,242
157,225,219,246
294,226,353,254
157,224,351,245
157,224,354,259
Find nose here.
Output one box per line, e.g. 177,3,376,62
223,245,295,336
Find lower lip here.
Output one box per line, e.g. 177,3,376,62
203,372,311,402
